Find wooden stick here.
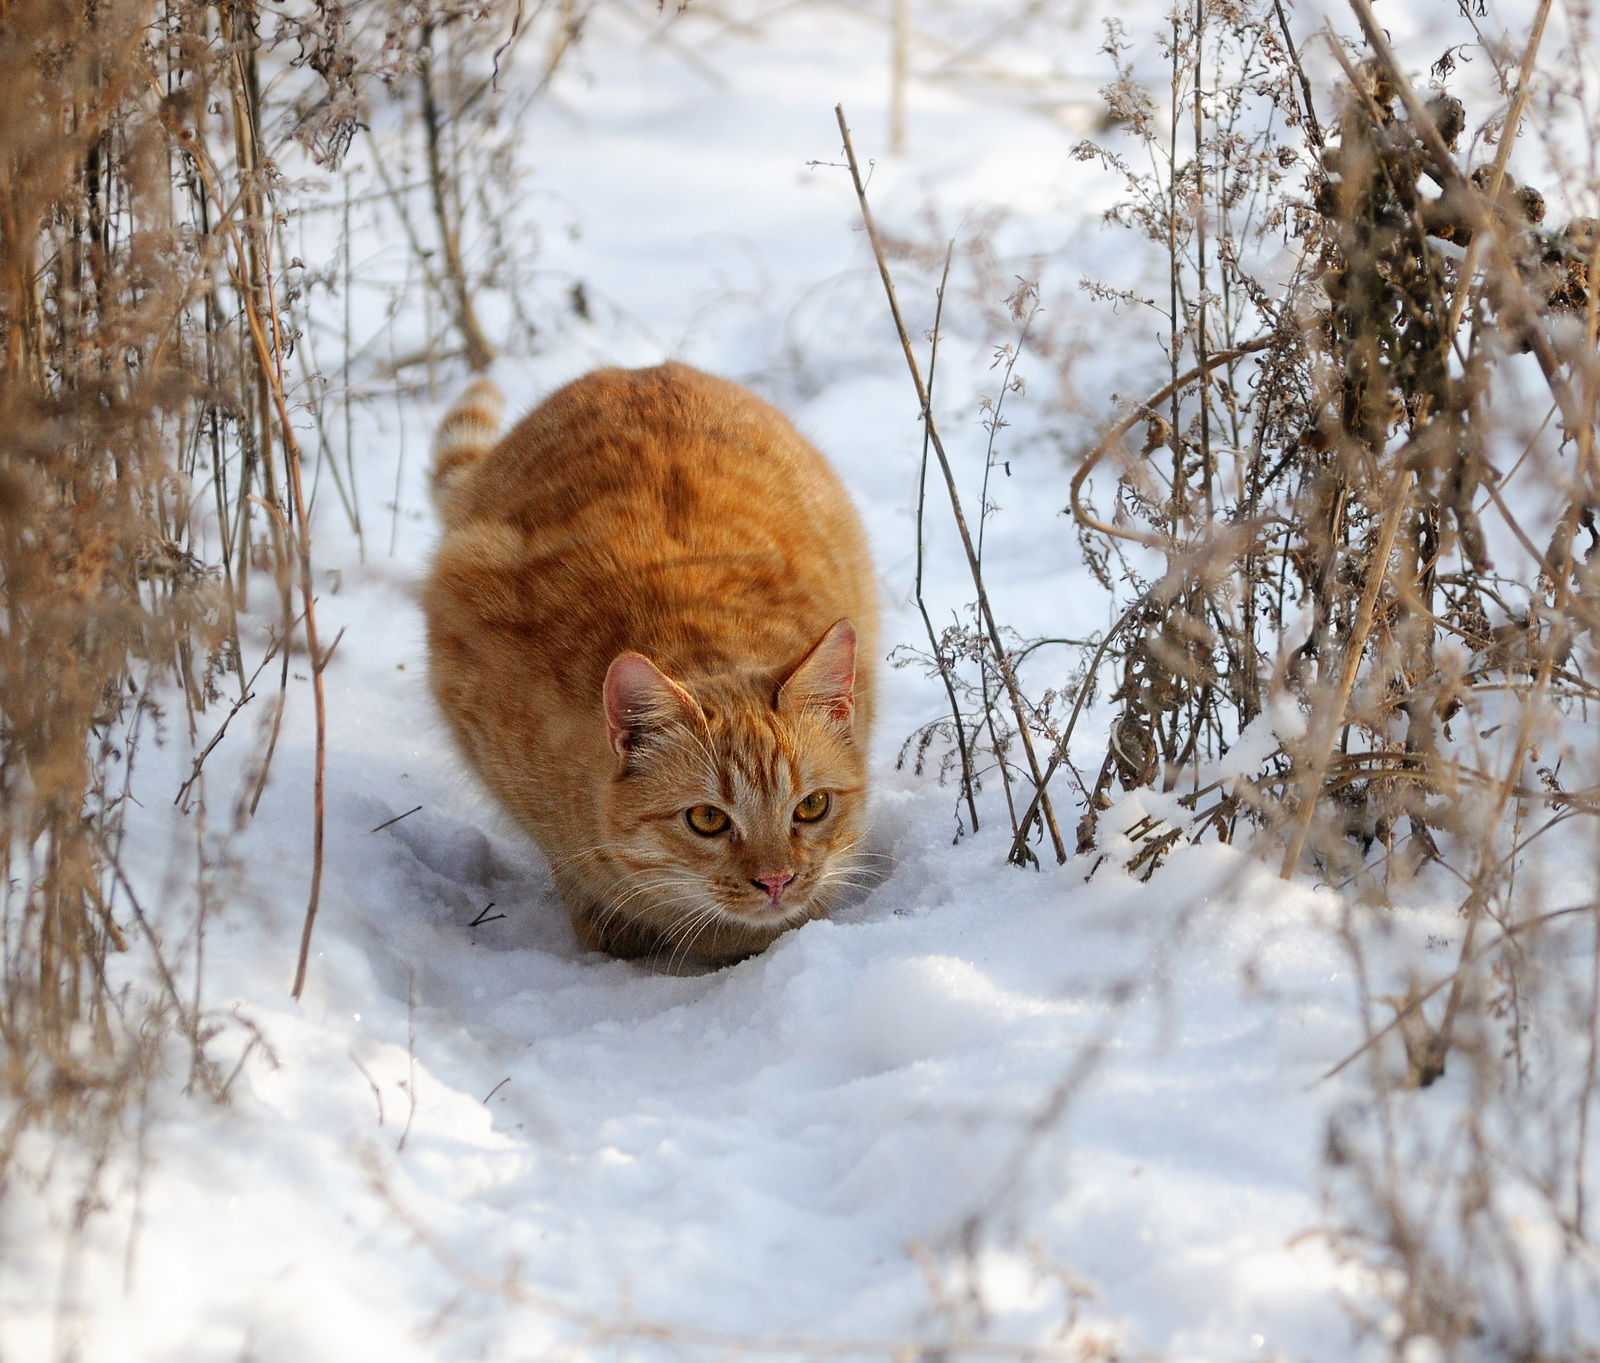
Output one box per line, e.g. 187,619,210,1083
835,104,1065,864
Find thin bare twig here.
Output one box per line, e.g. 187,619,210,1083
1316,902,1598,1085
1067,336,1275,547
835,104,1066,864
914,244,981,834
181,139,331,1001
370,806,423,834
420,22,496,374
1005,595,1148,865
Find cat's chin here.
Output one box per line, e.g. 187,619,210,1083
717,901,815,931
651,897,823,967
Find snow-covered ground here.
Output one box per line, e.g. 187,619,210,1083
5,2,1593,1359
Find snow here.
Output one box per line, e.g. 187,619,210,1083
3,1,1584,1359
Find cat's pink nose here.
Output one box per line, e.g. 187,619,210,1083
752,871,794,904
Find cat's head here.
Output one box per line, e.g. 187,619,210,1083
594,620,867,962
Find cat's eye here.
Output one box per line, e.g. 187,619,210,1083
793,791,830,823
685,804,731,836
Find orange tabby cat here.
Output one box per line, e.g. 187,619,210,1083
423,362,878,965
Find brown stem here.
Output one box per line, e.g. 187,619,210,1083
1271,0,1323,148
1067,336,1275,547
185,143,329,1001
835,104,1065,865
915,245,980,834
1279,468,1415,879
1006,595,1147,865
1192,0,1212,524
420,22,496,374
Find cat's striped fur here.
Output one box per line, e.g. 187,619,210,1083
423,363,878,965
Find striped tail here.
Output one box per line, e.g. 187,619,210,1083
431,377,505,522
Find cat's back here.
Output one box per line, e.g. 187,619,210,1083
428,362,876,706
448,362,853,558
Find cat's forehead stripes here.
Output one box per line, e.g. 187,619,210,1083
706,707,803,807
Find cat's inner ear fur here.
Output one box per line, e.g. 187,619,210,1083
778,620,857,725
604,652,703,760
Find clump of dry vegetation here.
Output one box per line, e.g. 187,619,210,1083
853,0,1600,1349
3,0,236,1171
0,0,584,1318
0,0,349,1286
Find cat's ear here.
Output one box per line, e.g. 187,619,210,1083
604,652,701,760
778,620,857,726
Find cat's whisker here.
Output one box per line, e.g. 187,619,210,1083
664,920,708,974
606,882,698,919
813,868,877,886
598,883,662,914
548,843,622,872
601,860,678,888
681,904,740,969
586,884,707,958
811,867,880,893
594,869,695,917
664,901,725,973
613,874,703,906
623,890,704,919
608,871,686,897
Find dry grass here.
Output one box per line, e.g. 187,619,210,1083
2,0,228,1102
0,0,650,1329
850,0,1600,1349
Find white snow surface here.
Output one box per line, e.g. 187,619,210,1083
6,3,1586,1359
